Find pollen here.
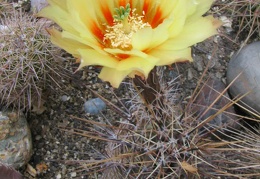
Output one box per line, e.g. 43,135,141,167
103,9,150,50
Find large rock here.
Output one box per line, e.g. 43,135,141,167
227,41,260,114
0,111,32,169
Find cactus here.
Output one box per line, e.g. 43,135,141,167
68,67,260,178
0,8,64,110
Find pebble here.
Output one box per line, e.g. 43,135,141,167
60,95,70,102
187,68,193,80
215,72,223,79
83,98,106,115
227,41,260,114
193,58,204,72
0,25,8,31
56,173,62,179
35,135,42,141
30,0,48,12
70,172,77,177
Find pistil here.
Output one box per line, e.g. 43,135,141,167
113,3,131,34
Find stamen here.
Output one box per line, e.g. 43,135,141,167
104,6,150,50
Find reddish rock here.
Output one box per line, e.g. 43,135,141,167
190,78,239,136
0,164,23,179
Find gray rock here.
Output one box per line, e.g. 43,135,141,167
84,98,106,115
0,111,32,169
227,41,260,114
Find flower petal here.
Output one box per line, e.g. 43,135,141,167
97,49,159,79
46,0,68,11
187,0,214,20
132,18,172,51
104,48,148,58
39,0,221,89
116,55,159,78
149,48,192,66
167,0,188,38
38,4,77,34
99,67,130,88
159,16,221,51
77,49,119,69
62,31,105,54
130,0,145,15
65,0,106,42
40,0,104,45
96,0,116,26
47,28,85,58
153,0,178,24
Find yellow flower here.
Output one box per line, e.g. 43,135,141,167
38,0,221,88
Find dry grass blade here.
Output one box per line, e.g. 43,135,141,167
214,0,260,46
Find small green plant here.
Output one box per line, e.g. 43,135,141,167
0,8,63,110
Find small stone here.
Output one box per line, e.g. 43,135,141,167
187,68,193,80
213,36,220,43
35,135,42,141
56,173,62,179
219,16,233,33
193,58,204,72
26,164,37,177
227,41,260,114
30,0,48,12
220,16,232,28
61,165,67,175
70,172,77,177
215,72,223,79
60,95,70,102
84,98,106,115
0,25,8,31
